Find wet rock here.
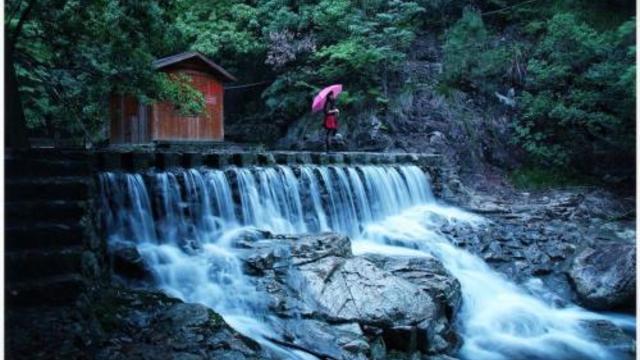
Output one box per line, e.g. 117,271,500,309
417,318,460,355
227,228,273,249
297,255,453,355
575,190,633,220
241,232,350,275
366,255,462,354
581,320,635,359
362,254,461,315
242,242,290,275
463,202,509,214
243,233,460,357
270,319,369,359
157,303,212,329
290,233,352,263
568,243,636,311
542,241,576,260
298,256,436,326
91,288,267,360
525,244,553,275
482,242,505,262
111,243,153,280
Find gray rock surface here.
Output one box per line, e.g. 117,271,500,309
237,232,461,357
299,256,436,326
363,254,462,354
111,243,154,280
581,320,636,359
568,243,636,310
270,319,369,359
363,254,461,314
92,288,268,360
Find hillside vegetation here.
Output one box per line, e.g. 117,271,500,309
6,0,635,182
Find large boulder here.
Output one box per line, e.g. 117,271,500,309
568,243,636,310
110,242,154,280
240,232,461,356
298,256,436,326
243,233,436,326
363,254,461,314
362,254,462,354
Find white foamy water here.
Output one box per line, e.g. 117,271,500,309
353,204,633,360
99,164,634,359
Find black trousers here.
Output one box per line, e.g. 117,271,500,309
325,128,337,151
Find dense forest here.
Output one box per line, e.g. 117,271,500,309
6,0,636,181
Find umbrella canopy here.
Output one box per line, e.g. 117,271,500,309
311,84,343,113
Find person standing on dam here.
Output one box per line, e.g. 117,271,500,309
312,84,343,153
323,91,339,152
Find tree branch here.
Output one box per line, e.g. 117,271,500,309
8,0,38,53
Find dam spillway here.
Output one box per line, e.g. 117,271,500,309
5,148,634,359
98,162,633,360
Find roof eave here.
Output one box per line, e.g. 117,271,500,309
152,51,237,82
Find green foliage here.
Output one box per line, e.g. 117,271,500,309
172,0,264,70
255,0,425,125
441,7,512,95
509,166,597,190
515,14,635,169
7,0,185,141
154,73,205,117
7,0,635,180
150,0,423,131
441,3,634,176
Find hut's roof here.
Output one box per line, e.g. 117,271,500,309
153,51,237,82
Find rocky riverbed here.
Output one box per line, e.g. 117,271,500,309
121,182,635,359
453,186,635,310
7,184,635,360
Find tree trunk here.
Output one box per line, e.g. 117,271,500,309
6,0,39,150
5,46,29,149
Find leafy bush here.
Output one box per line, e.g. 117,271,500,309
154,73,205,117
441,5,634,177
509,166,597,189
441,7,512,96
515,14,635,169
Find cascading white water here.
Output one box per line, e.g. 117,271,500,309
99,164,633,360
353,204,635,360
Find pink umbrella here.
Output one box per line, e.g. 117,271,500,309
311,84,343,113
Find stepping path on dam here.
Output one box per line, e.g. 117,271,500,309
95,149,442,171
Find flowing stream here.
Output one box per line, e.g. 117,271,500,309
99,164,634,359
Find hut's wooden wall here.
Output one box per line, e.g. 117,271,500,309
109,68,224,144
151,69,224,142
109,96,151,144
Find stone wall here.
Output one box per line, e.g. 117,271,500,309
5,149,106,306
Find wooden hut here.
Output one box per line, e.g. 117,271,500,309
109,52,237,144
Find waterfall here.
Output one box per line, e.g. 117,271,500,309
99,164,633,360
